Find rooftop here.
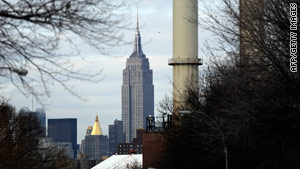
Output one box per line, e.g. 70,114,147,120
91,154,142,169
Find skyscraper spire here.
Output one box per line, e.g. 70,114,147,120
131,5,144,57
123,4,154,142
91,114,103,135
136,4,139,31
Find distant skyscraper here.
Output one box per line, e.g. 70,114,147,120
34,108,46,136
48,118,77,158
81,115,109,160
122,11,154,143
20,107,46,137
240,0,265,70
109,119,125,154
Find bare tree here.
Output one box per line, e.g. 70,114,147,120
0,102,73,169
125,160,143,169
0,0,130,102
200,0,299,78
157,95,173,116
158,0,300,168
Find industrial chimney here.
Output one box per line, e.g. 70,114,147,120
169,0,202,116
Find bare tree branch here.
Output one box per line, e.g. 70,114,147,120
0,0,130,103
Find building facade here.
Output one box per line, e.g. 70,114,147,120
20,107,46,137
117,128,144,155
122,12,154,143
39,138,74,159
34,108,46,136
81,135,108,160
75,153,100,169
81,115,109,160
240,0,265,70
48,118,77,158
117,143,142,155
55,142,74,159
109,119,125,154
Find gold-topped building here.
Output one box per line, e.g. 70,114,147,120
80,114,109,160
91,114,103,135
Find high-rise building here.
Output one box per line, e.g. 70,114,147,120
48,118,77,158
122,11,154,143
20,107,46,136
34,108,46,136
240,0,264,70
81,115,109,160
109,119,125,154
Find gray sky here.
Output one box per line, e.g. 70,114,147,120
2,0,213,143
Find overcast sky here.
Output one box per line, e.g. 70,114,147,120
3,0,213,143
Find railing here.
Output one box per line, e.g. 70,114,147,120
146,114,173,132
168,58,203,65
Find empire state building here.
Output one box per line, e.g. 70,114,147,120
122,12,154,143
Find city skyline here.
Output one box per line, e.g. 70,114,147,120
2,1,211,143
0,0,295,168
